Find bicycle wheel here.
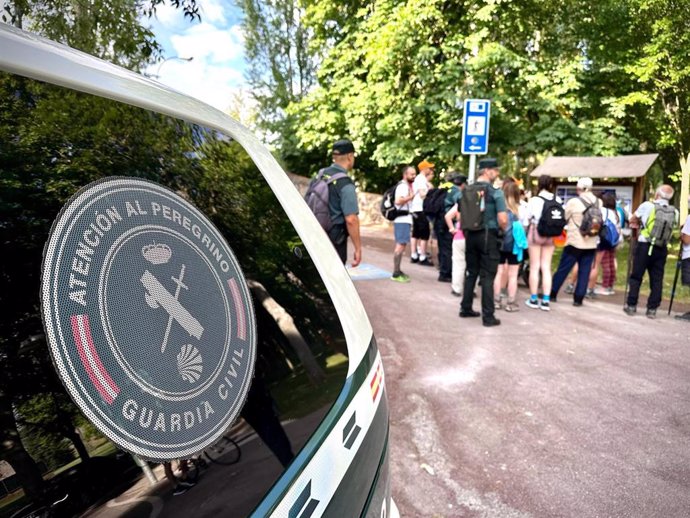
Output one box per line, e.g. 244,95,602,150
204,435,241,465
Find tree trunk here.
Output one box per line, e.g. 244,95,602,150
51,394,91,464
248,280,326,384
0,392,46,503
61,422,91,464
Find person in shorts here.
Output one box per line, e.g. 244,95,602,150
410,160,434,265
493,180,526,312
391,165,416,282
522,174,561,311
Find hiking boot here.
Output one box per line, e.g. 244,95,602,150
504,300,520,312
390,272,411,283
525,298,540,309
564,283,575,294
418,257,434,266
675,312,690,321
410,256,419,263
646,308,657,319
623,305,637,316
483,317,501,327
459,309,481,318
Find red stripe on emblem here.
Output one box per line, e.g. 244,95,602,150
70,315,119,404
228,279,246,340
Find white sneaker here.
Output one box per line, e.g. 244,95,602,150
594,287,614,296
525,298,540,309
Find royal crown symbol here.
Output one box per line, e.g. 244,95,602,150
142,243,172,265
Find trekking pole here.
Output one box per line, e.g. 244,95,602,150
668,240,683,315
623,227,638,308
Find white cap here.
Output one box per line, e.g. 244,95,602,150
577,177,593,190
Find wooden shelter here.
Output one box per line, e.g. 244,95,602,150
529,154,658,209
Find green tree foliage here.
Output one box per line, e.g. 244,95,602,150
615,0,690,170
236,0,689,190
237,0,322,173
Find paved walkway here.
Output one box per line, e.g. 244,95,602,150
354,225,690,518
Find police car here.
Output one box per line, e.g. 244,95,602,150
0,24,397,518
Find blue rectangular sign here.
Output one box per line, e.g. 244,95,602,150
461,99,491,155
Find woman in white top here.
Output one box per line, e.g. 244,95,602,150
522,175,561,311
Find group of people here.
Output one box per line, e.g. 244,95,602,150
317,138,690,326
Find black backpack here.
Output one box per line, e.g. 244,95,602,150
501,211,516,252
536,196,566,237
422,187,448,218
577,197,604,237
304,168,347,231
380,181,408,221
459,183,488,231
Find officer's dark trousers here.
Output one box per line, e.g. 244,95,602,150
461,229,500,322
626,241,667,309
434,218,453,279
329,224,348,264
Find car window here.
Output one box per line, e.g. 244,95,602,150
0,73,349,518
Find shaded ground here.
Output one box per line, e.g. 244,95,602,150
355,225,690,518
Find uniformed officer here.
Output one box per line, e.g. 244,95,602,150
459,158,508,327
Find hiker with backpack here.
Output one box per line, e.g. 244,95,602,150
458,158,509,327
549,177,603,307
624,184,677,318
410,160,435,266
433,171,465,283
305,139,361,266
390,165,417,282
590,192,622,296
522,174,565,311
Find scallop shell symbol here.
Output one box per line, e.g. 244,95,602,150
177,344,203,383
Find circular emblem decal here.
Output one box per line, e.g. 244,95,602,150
41,177,257,460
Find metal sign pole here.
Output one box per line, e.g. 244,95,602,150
468,154,477,184
133,455,158,485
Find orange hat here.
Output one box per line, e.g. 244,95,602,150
418,159,435,170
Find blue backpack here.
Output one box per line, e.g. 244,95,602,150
599,210,620,249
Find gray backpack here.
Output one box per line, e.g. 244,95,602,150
647,203,676,247
304,168,347,231
577,197,604,237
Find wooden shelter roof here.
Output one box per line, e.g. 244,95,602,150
530,154,658,179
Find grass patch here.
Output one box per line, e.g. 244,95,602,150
271,354,349,420
551,238,689,304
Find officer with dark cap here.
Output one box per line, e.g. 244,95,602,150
458,158,508,327
323,139,362,266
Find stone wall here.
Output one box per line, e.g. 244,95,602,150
288,172,389,226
